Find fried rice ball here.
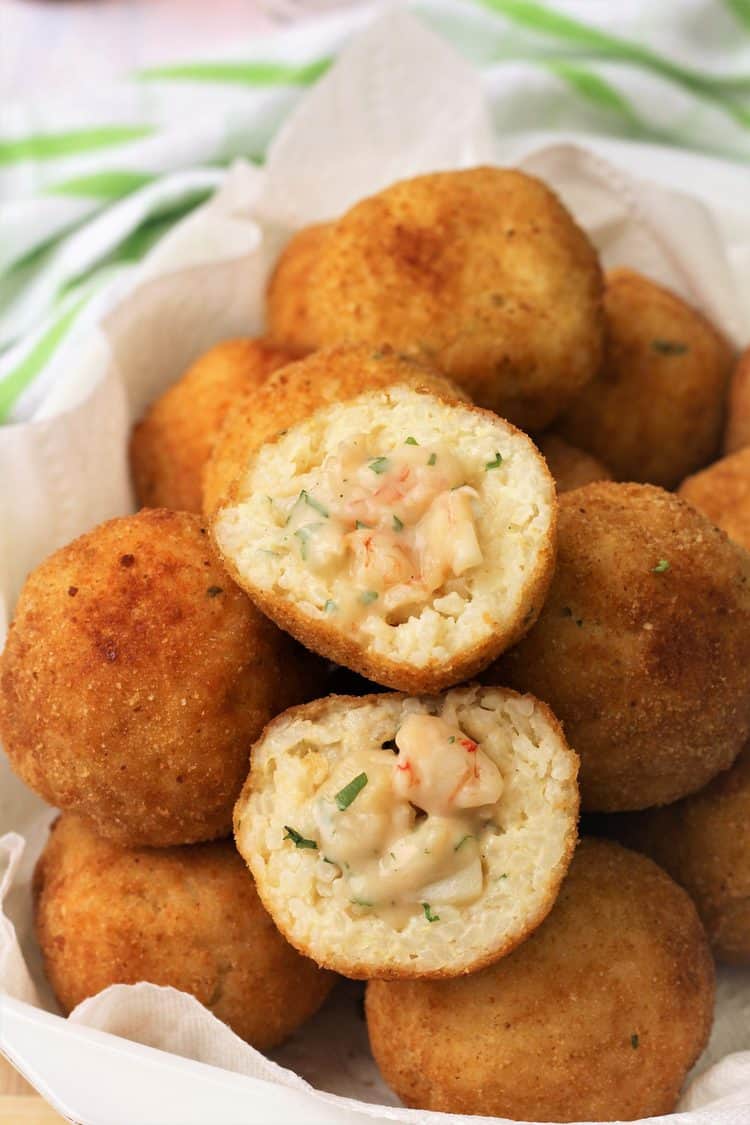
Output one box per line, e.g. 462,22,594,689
679,446,750,553
536,434,612,493
557,268,734,489
488,482,750,811
130,338,291,513
0,509,321,847
212,379,556,693
266,168,604,431
202,344,466,519
614,745,750,965
724,346,750,454
34,815,334,1046
366,838,714,1122
234,685,579,979
265,222,331,354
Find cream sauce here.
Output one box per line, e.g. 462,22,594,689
308,714,504,927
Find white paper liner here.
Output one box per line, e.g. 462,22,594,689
1,9,750,1124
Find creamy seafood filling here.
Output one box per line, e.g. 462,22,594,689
288,714,505,929
273,440,484,624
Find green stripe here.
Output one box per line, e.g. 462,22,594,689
477,0,750,110
0,125,154,166
137,57,331,85
548,61,640,122
725,0,750,29
57,189,214,300
48,169,156,199
0,297,88,422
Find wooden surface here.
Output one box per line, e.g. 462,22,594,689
0,1061,65,1121
0,1096,65,1124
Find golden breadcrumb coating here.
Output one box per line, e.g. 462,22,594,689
537,434,612,493
130,338,291,513
0,509,322,846
366,838,714,1122
34,815,334,1046
724,346,750,454
488,482,750,811
558,268,734,488
203,344,466,519
679,445,750,553
267,167,604,430
613,743,750,964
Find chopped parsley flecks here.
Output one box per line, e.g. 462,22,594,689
356,520,373,530
422,902,440,923
392,514,404,532
360,590,379,605
652,559,670,574
454,834,474,851
405,436,419,446
369,456,390,475
283,826,317,850
448,735,456,743
427,453,437,466
335,772,368,810
322,856,337,865
300,489,329,518
324,599,337,615
485,452,503,470
294,525,318,561
652,339,688,356
351,897,374,908
631,1033,640,1049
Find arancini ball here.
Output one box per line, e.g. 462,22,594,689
233,685,578,979
366,838,714,1123
266,167,604,431
557,268,734,489
487,482,750,811
536,434,612,493
34,815,334,1047
0,509,321,847
265,222,331,356
724,346,750,454
679,445,750,553
130,338,291,513
203,344,467,519
613,744,750,965
212,380,556,693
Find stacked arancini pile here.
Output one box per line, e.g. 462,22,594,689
1,166,748,1122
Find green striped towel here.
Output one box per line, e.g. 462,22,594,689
2,0,749,424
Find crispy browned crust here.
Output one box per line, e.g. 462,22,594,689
0,509,324,847
266,167,604,431
365,838,715,1121
233,689,579,980
34,815,334,1046
202,343,469,519
266,222,332,357
536,433,612,493
211,367,557,693
130,338,291,513
724,346,750,454
557,267,735,489
679,445,750,554
612,742,750,965
488,481,750,811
